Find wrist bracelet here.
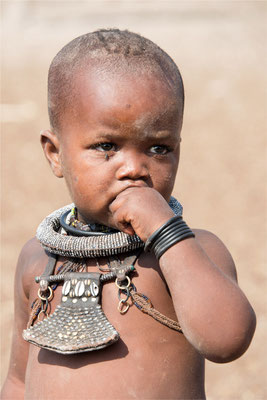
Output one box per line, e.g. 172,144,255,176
144,215,195,259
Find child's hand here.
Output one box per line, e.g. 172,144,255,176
108,187,174,241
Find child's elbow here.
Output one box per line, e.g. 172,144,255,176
204,308,257,364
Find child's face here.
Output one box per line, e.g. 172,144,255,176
55,67,182,225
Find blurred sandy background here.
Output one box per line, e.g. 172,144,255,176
1,1,266,398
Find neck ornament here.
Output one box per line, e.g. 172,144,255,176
36,197,183,258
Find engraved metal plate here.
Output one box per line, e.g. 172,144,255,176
23,272,119,354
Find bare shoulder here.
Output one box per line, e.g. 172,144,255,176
18,236,45,262
16,237,48,298
193,229,237,281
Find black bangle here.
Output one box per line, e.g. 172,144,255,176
155,232,195,259
144,215,182,252
144,216,195,259
152,223,191,248
154,229,193,252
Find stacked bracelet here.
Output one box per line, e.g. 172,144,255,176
144,215,195,259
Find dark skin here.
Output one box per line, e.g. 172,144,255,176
2,66,256,399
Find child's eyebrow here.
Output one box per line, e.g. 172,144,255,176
93,131,178,143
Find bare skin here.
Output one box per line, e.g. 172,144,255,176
2,66,256,399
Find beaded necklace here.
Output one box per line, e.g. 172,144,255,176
23,197,183,354
36,197,183,258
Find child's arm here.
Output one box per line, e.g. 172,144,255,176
109,187,256,363
158,229,256,363
1,240,36,399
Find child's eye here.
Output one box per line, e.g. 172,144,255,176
93,143,116,152
150,145,170,155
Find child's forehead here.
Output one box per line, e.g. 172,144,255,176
74,64,180,113
61,66,181,135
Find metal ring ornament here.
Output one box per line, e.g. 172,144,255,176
38,286,53,301
118,299,130,314
38,309,47,321
115,276,131,290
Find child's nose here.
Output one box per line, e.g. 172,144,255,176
115,150,149,181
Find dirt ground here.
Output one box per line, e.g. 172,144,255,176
1,1,266,398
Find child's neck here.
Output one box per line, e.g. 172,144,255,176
71,207,117,234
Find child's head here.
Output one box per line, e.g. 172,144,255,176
42,29,184,225
47,29,184,135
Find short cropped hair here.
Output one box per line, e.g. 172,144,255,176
48,29,184,132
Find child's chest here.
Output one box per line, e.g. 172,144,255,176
27,254,177,344
25,254,205,399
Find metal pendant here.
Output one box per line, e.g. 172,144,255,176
23,272,119,354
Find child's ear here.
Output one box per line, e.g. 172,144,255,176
40,130,63,178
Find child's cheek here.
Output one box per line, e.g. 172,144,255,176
152,170,176,196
